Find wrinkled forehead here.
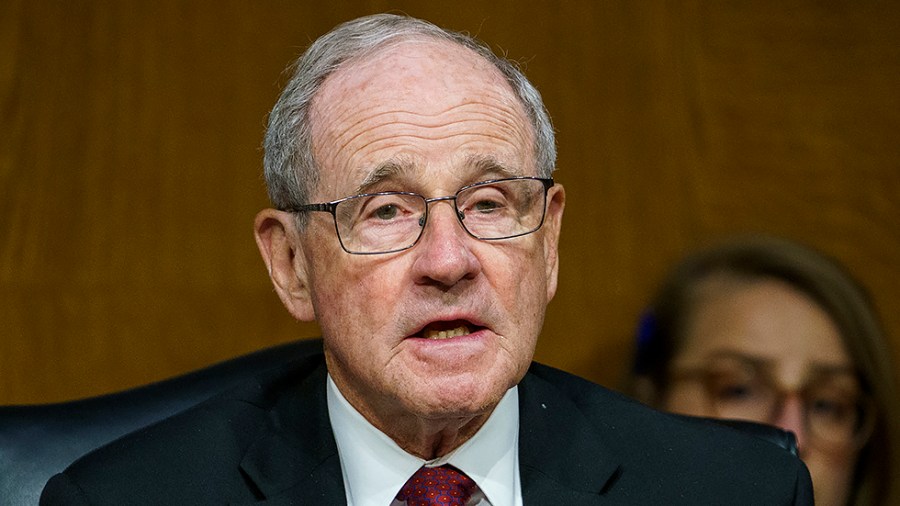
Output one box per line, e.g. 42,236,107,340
319,36,516,106
307,37,536,193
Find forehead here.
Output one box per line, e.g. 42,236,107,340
679,279,852,370
308,37,535,196
315,37,516,115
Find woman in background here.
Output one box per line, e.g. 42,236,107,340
629,235,900,506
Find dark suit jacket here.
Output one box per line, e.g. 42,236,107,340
41,352,813,505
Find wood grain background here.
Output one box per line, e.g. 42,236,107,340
2,0,898,404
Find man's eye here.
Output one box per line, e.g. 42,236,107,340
473,200,503,213
373,204,399,220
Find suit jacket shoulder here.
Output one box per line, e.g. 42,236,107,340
517,362,813,505
40,353,345,505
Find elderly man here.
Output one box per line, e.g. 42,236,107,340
42,14,812,505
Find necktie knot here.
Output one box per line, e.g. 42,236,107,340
396,465,476,506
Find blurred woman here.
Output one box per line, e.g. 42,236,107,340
629,235,900,506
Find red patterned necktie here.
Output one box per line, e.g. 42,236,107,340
395,465,477,506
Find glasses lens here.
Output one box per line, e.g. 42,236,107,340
703,359,777,423
805,376,874,448
456,178,547,240
328,178,550,254
334,193,425,254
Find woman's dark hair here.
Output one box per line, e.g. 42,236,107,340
629,235,899,505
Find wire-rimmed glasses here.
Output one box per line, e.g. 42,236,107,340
284,176,555,255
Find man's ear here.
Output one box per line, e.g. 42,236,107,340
254,209,315,322
542,183,565,301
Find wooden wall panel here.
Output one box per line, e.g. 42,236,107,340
2,0,898,403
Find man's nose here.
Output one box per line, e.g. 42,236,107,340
772,393,808,454
410,201,481,288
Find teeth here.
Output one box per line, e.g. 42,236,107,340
423,325,471,340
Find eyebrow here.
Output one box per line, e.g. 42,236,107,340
355,159,414,194
467,154,520,180
354,154,522,195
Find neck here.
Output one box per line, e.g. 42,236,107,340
386,412,492,460
331,378,496,459
325,353,502,460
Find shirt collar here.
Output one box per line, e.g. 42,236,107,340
327,374,520,506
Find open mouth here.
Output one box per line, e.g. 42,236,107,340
416,320,481,340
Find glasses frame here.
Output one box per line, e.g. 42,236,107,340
284,176,555,255
670,358,876,451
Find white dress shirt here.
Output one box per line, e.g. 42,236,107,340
327,375,522,506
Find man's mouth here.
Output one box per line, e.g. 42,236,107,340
423,325,471,340
416,320,480,340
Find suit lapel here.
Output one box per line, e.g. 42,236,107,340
230,358,625,504
517,366,622,505
233,359,347,505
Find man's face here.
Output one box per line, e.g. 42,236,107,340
298,39,564,427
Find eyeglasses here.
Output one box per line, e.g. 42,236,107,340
284,177,555,255
671,353,875,451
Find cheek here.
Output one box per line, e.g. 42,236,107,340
803,450,858,506
491,242,547,298
308,253,401,336
487,246,549,359
311,262,407,382
662,384,711,416
803,446,859,481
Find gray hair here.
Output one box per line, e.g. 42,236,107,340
262,13,556,218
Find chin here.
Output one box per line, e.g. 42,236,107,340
407,375,507,419
412,398,494,422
